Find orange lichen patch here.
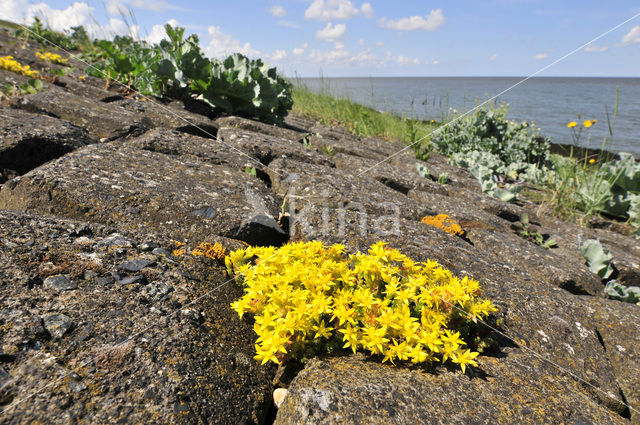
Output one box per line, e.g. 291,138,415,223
421,214,464,236
172,240,187,256
192,242,227,261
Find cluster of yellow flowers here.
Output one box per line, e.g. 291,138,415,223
567,120,596,129
0,55,39,78
421,214,464,236
36,51,68,65
228,241,496,372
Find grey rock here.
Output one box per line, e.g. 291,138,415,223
111,271,146,286
0,108,96,183
95,234,133,249
151,247,170,256
43,275,77,292
43,313,74,340
0,142,284,246
9,90,151,140
68,380,87,393
118,259,155,272
95,276,115,285
0,209,274,425
139,241,158,252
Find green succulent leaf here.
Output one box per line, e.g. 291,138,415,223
579,239,614,280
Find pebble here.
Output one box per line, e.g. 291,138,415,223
273,388,288,408
152,247,170,256
95,234,133,249
140,241,158,252
44,275,77,292
111,271,146,285
118,259,155,272
68,380,87,393
43,313,74,339
188,206,216,218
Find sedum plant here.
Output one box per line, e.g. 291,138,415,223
227,241,496,372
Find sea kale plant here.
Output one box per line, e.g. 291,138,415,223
227,241,496,371
87,24,292,124
429,106,551,202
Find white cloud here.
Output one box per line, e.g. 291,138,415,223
432,60,439,65
584,44,608,52
361,2,374,18
269,5,287,18
277,20,301,28
305,0,360,21
374,41,384,47
106,0,182,15
270,49,288,61
395,55,420,66
205,25,260,58
621,25,640,46
293,43,308,55
308,48,351,64
145,19,179,44
533,53,548,59
489,53,497,60
106,0,127,16
359,38,365,46
25,2,96,32
378,9,446,32
0,0,28,23
307,47,419,68
316,22,347,45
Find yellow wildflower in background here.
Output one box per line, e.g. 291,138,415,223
0,56,39,78
227,240,496,370
567,122,577,128
421,214,464,236
583,120,595,128
36,51,68,65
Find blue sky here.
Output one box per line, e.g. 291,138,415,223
3,0,640,77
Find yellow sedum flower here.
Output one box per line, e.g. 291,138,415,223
583,120,595,128
567,121,577,128
36,51,68,65
227,240,496,370
0,55,39,78
421,214,464,236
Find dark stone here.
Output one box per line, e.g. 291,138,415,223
43,313,74,339
43,274,77,292
188,206,216,219
9,90,152,140
0,108,95,182
96,276,115,286
118,259,155,272
0,352,16,363
151,247,170,256
95,234,133,249
111,271,147,286
139,241,157,252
